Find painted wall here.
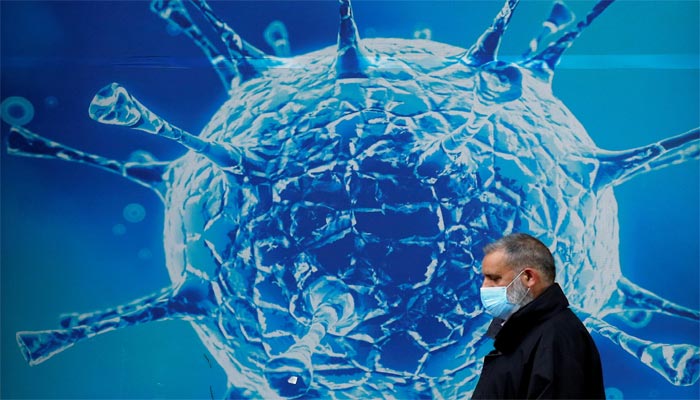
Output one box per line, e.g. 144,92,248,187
1,1,698,399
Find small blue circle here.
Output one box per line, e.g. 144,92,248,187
138,248,153,260
123,203,147,223
112,224,127,236
1,96,35,126
44,96,59,108
166,21,182,36
605,387,624,399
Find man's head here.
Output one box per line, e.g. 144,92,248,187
481,233,556,307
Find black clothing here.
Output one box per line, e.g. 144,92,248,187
472,283,605,399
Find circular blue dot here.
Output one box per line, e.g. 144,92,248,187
123,203,146,223
166,21,182,36
605,387,624,399
44,96,59,108
138,248,153,260
112,223,127,235
1,96,35,126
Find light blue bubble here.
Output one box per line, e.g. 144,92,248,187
1,96,35,126
44,96,59,108
605,387,624,399
112,223,127,236
138,248,153,260
166,21,182,36
123,203,146,223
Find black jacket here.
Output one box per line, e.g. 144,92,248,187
472,283,605,399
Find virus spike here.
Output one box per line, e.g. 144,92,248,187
56,287,174,330
600,277,700,321
6,125,169,200
462,0,520,66
16,278,216,366
523,1,576,57
264,318,324,398
88,83,254,177
525,0,615,74
264,277,358,398
264,21,292,57
583,314,700,386
150,0,236,91
593,127,700,189
335,0,370,79
188,0,276,81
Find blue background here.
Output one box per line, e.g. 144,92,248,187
1,1,698,398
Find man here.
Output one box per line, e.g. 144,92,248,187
472,233,605,399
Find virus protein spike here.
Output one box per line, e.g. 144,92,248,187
525,0,615,73
264,21,292,57
523,1,575,57
189,0,274,81
16,278,217,366
462,0,520,66
150,0,236,90
264,277,357,398
335,0,370,79
88,83,252,177
583,314,700,386
601,277,700,321
6,125,169,199
593,127,700,189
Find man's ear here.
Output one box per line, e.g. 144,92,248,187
523,267,539,288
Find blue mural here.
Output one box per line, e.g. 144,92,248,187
1,1,698,399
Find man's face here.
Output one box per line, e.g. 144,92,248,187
481,249,517,288
481,249,533,305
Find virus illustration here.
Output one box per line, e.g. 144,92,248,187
5,0,699,398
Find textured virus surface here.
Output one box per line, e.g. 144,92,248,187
4,0,699,398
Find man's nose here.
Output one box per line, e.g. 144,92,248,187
481,279,494,288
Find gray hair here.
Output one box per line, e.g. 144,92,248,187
483,233,556,283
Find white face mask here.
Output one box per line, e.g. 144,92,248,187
480,269,530,319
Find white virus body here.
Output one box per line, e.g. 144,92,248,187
5,0,699,398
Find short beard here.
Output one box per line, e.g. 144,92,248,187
507,276,533,307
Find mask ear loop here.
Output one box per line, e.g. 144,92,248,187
506,269,530,305
505,269,526,289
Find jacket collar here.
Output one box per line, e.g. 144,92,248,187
490,283,569,353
